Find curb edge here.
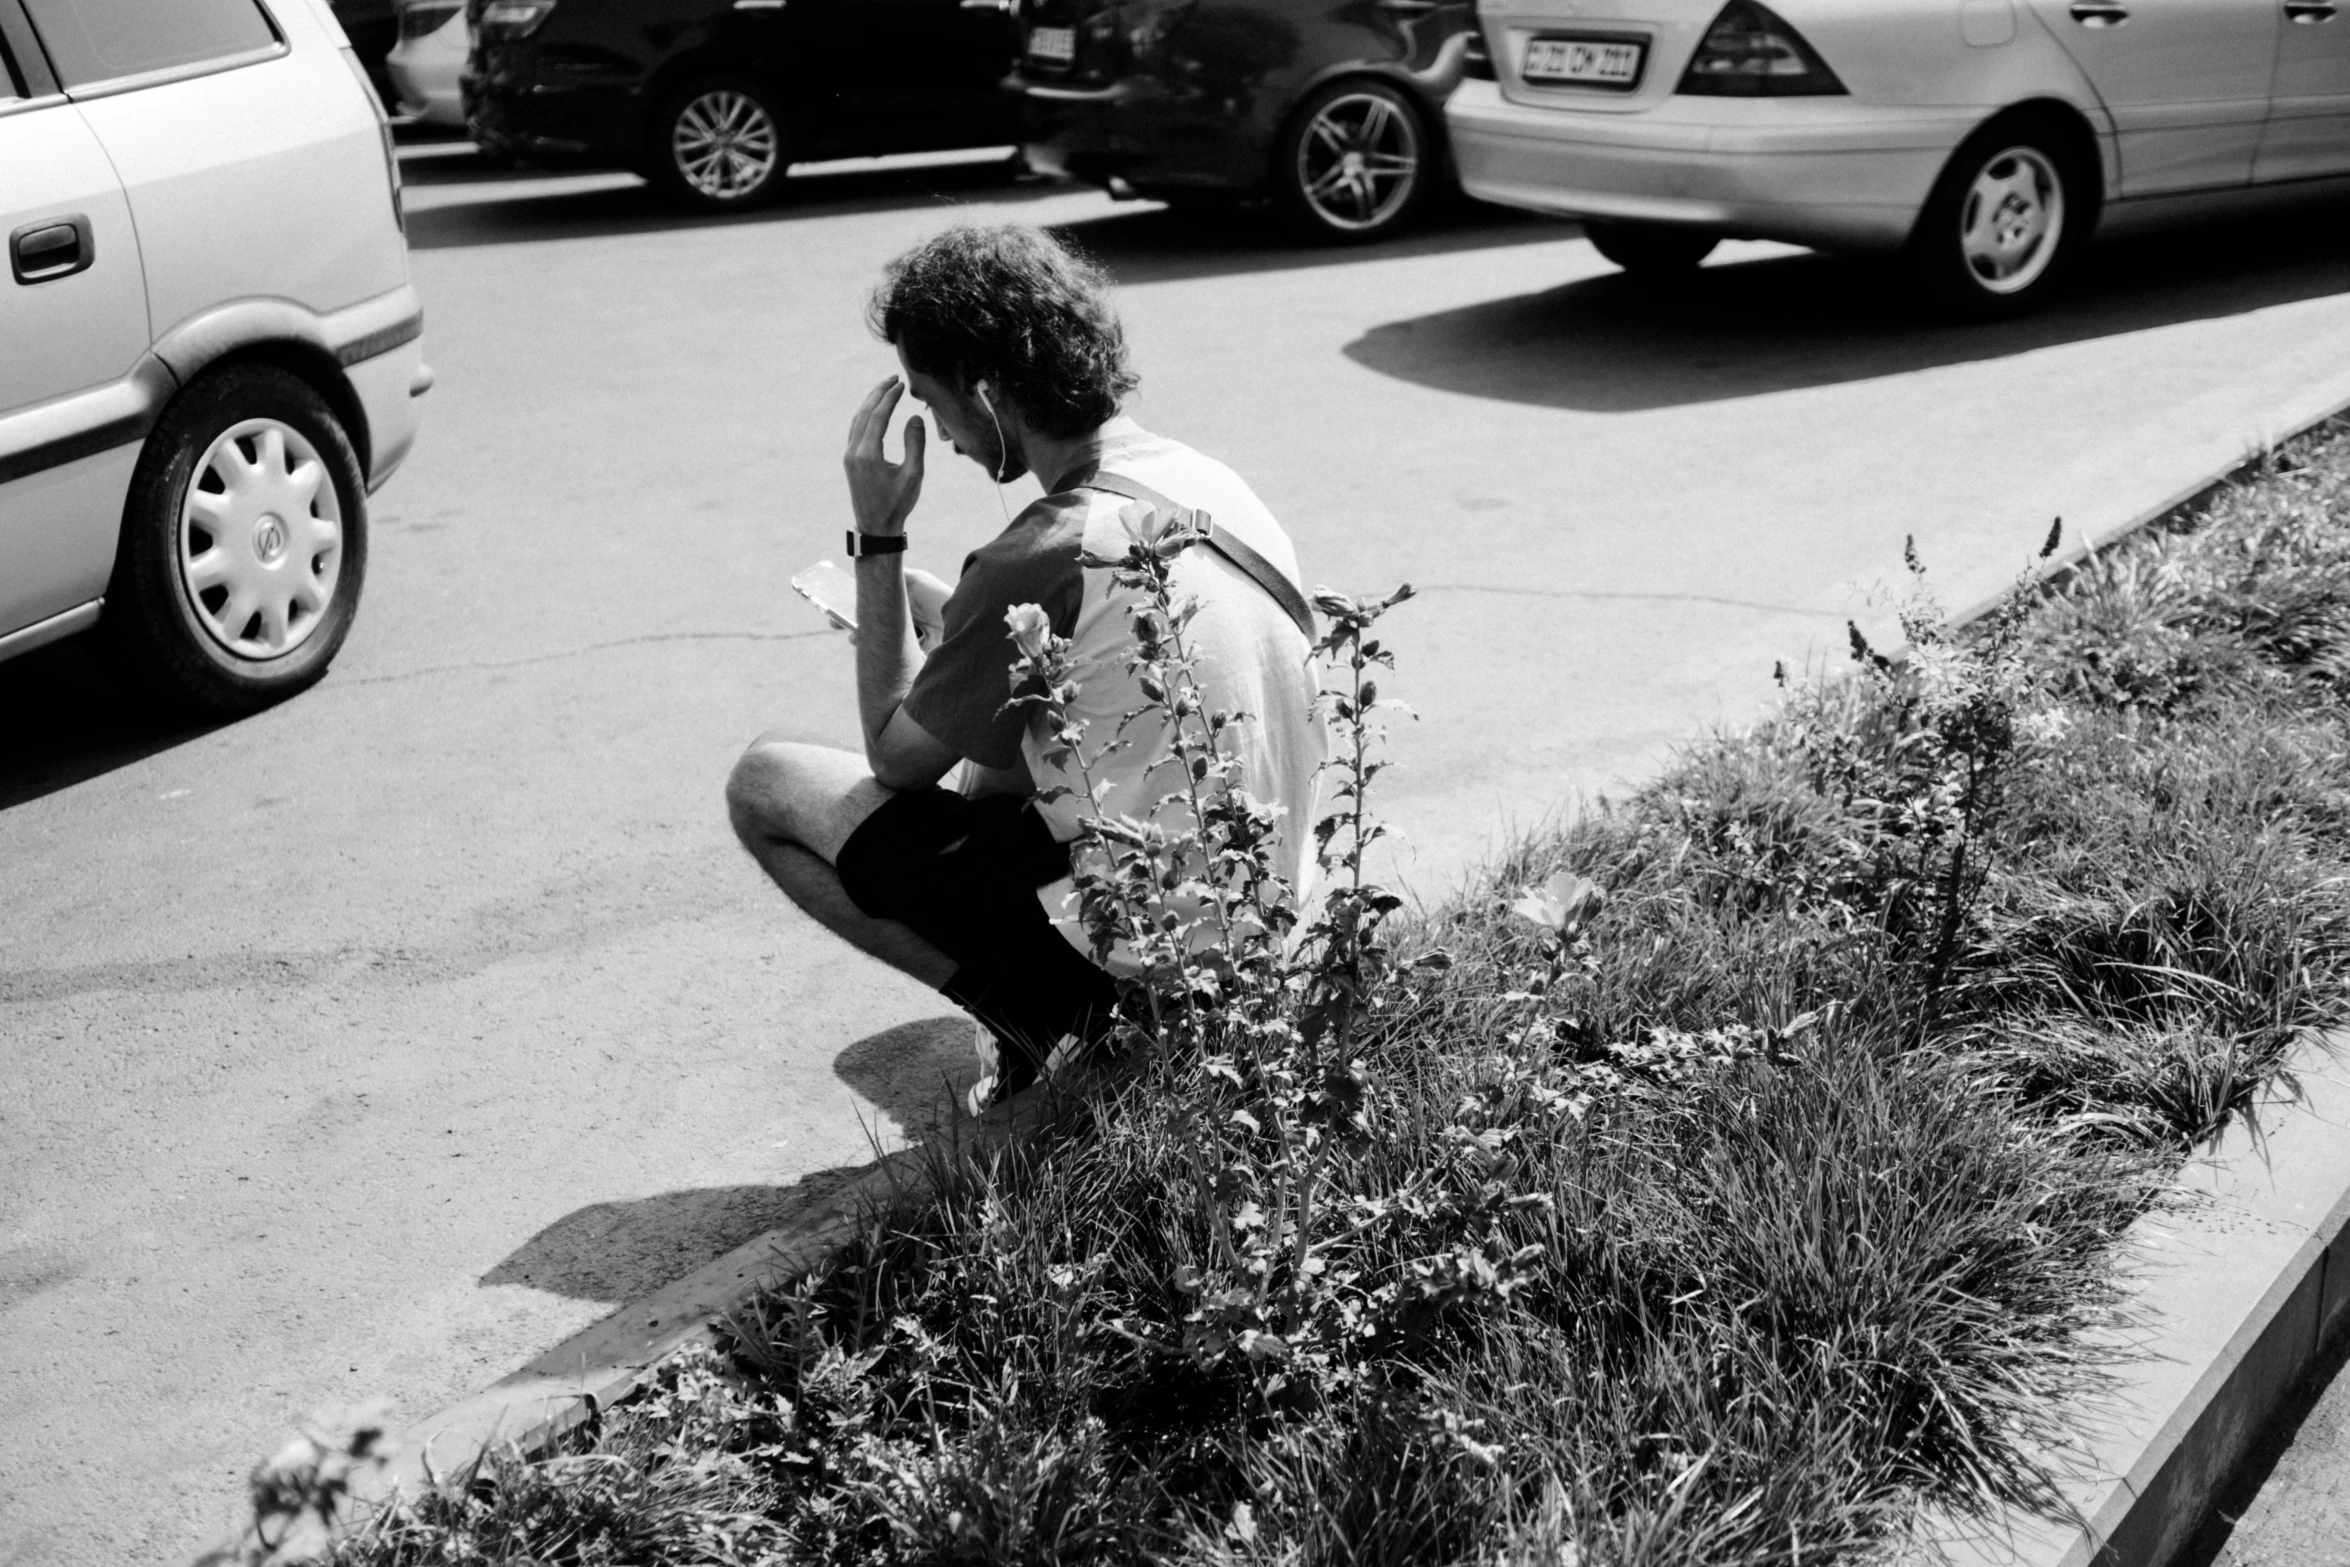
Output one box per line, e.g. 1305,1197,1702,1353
1917,1039,2350,1567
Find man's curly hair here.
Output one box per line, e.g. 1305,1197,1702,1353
868,225,1137,441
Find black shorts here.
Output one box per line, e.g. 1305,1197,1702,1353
835,787,1119,1084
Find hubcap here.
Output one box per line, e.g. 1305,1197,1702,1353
178,419,343,660
1296,91,1420,232
672,89,780,201
1959,145,2064,296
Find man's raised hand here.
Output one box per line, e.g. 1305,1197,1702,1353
845,376,927,538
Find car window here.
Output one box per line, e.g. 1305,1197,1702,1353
20,0,277,89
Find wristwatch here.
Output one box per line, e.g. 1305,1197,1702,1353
846,530,908,558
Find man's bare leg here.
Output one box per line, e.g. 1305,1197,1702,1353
725,736,957,989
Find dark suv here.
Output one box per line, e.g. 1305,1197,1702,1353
462,0,1023,210
1009,0,1475,241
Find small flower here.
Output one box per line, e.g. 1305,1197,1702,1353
1004,602,1051,658
1118,501,1190,555
1511,870,1605,936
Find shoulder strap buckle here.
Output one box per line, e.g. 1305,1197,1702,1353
1063,468,1317,644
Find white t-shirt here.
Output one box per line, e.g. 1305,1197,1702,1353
901,429,1322,962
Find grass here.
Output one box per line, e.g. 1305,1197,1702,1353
304,422,2350,1566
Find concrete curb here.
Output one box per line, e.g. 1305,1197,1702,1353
1943,388,2350,638
1916,1038,2350,1567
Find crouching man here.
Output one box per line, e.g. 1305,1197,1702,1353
726,224,1321,1107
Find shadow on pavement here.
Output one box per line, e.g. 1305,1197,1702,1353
480,1178,864,1304
398,141,1580,279
0,636,226,812
1344,202,2350,413
832,1014,980,1142
1049,198,1575,287
402,153,1061,249
478,1016,974,1304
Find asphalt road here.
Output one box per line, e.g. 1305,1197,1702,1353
11,143,2350,1567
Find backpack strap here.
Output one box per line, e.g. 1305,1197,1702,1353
1064,468,1318,644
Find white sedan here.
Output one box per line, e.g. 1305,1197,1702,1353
1446,0,2348,315
387,0,468,128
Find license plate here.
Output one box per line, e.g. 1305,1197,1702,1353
1027,25,1076,62
1521,36,1644,89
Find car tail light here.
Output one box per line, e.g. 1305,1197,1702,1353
339,47,404,232
479,0,557,38
1676,0,1844,96
1462,20,1496,80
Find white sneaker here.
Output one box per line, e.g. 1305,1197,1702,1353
962,1021,1078,1117
964,1020,1002,1118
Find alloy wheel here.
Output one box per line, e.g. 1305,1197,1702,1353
671,88,781,203
1294,90,1421,234
178,418,344,660
1959,146,2064,296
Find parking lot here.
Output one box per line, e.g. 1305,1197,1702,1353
12,141,2350,1565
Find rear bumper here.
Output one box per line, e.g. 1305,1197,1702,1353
1445,78,1973,251
463,55,644,165
387,30,466,126
1013,73,1268,196
325,285,430,492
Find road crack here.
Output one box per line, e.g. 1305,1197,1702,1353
335,629,833,688
1418,581,1817,616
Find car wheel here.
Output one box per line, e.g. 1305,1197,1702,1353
1909,113,2090,320
652,77,791,212
104,363,368,716
1274,79,1432,243
1585,219,1719,276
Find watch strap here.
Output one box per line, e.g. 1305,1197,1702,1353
846,530,908,558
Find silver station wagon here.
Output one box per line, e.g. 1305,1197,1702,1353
1446,0,2350,314
1,0,425,712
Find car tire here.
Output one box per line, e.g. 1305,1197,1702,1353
1273,78,1433,244
102,363,368,716
1908,111,2092,320
650,76,792,212
1585,219,1719,276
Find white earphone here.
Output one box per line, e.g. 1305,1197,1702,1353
976,379,1014,523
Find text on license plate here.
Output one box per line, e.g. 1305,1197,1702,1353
1027,25,1076,61
1521,37,1643,88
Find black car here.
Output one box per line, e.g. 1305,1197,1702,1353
1009,0,1476,241
462,0,1023,209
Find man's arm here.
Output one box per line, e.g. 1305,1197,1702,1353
844,377,962,792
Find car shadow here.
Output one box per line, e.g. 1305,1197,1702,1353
401,151,1064,249
395,142,542,187
1342,201,2350,413
0,636,227,813
477,1014,974,1304
1048,196,1576,286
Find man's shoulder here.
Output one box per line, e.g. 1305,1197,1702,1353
961,492,1093,580
944,494,1099,646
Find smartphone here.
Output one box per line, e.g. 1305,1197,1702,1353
791,560,856,632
